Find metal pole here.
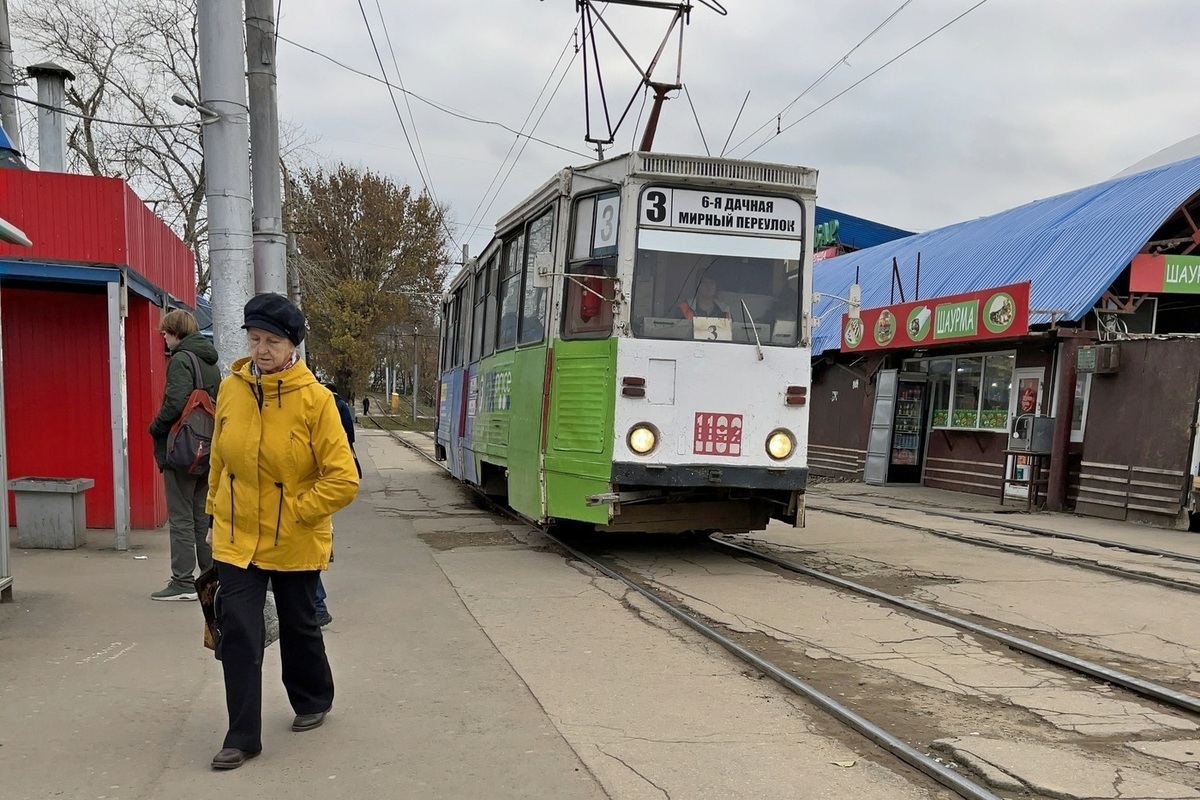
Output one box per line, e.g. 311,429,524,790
286,231,306,361
28,63,74,172
107,281,130,550
1047,337,1080,511
0,0,20,153
199,0,254,375
412,327,419,423
245,0,287,295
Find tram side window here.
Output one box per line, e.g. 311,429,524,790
518,209,553,345
564,194,615,339
496,234,523,350
481,253,498,358
442,299,456,370
454,285,469,367
470,257,493,362
439,301,451,372
563,261,615,338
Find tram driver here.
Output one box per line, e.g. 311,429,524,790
673,275,730,320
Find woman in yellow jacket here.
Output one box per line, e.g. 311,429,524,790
206,293,359,770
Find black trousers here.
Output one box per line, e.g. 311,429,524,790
215,561,335,751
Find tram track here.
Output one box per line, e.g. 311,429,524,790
369,419,1200,798
807,499,1200,595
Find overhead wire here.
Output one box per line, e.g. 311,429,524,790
276,35,590,159
373,0,436,203
729,0,917,157
682,84,710,156
460,18,585,252
743,0,991,158
0,90,195,129
354,0,443,223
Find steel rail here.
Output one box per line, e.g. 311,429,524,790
371,417,1000,799
823,495,1200,566
545,531,1002,800
712,537,1200,717
809,502,1200,595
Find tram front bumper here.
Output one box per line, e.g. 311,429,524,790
611,462,808,491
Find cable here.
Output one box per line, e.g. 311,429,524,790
0,90,195,130
744,0,990,158
373,0,436,204
682,83,710,156
470,40,578,252
276,35,591,159
729,0,916,156
461,20,583,250
355,0,435,201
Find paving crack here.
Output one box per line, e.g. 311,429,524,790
597,746,670,799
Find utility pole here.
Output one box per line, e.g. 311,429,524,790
245,0,287,296
412,326,419,424
0,0,20,152
199,0,254,374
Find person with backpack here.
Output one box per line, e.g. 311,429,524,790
206,293,358,770
148,309,221,601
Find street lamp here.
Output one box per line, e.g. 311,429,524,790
171,93,220,124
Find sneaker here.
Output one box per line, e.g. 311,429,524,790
315,610,333,627
151,582,198,601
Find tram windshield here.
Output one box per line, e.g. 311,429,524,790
632,229,802,346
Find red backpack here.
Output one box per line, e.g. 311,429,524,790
166,350,216,475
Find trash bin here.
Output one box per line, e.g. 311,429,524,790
8,477,95,549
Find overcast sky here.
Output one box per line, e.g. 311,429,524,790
25,0,1200,261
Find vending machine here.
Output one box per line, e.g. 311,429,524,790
887,377,929,483
864,370,930,485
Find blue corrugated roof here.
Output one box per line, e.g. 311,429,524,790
812,155,1200,355
815,205,914,250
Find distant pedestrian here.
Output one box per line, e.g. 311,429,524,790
362,395,370,416
206,293,359,770
148,309,220,601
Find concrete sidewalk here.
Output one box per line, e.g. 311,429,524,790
0,433,605,799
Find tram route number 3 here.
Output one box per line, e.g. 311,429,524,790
694,412,743,456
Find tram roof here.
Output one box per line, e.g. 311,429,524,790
812,154,1200,356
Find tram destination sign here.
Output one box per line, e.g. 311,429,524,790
840,281,1030,352
1130,253,1200,294
639,188,803,238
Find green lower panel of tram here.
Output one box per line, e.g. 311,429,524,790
544,338,616,525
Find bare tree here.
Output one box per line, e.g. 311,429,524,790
13,0,313,295
14,0,210,287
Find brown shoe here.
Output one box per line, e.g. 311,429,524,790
211,747,261,770
291,710,328,732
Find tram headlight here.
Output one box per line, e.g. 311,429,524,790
628,424,658,455
766,429,795,461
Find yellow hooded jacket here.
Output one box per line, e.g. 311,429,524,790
206,356,359,571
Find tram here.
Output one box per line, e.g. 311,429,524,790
435,151,816,534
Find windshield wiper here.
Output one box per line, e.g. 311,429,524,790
740,299,764,362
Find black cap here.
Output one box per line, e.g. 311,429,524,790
243,293,306,345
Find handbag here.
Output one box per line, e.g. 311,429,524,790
196,567,280,659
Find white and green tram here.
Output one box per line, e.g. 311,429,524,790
436,151,816,534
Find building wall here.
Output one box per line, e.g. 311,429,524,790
3,286,115,528
126,295,168,528
0,171,194,301
808,355,883,479
3,287,169,530
1076,339,1200,526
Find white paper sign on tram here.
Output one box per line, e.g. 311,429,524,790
639,188,803,238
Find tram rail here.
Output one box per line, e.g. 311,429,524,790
807,500,1200,595
369,417,1200,796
